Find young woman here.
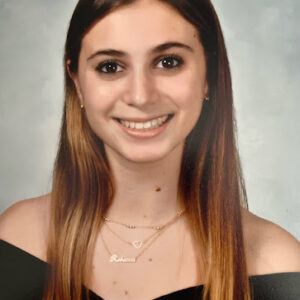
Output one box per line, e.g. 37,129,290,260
0,0,299,299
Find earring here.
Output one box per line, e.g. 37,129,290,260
204,96,210,101
80,104,84,109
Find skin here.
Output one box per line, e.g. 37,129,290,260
73,0,207,164
70,0,208,224
0,1,299,300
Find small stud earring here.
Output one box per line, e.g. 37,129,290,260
204,96,210,101
80,104,84,109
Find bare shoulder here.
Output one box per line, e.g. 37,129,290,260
241,208,300,275
0,194,50,261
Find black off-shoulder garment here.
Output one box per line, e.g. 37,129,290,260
0,239,299,300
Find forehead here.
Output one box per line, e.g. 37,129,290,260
81,0,199,55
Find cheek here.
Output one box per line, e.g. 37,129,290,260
80,74,115,116
162,70,205,112
166,71,205,133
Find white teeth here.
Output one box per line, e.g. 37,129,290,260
144,121,152,129
136,123,143,129
120,115,170,130
151,119,158,127
162,115,168,122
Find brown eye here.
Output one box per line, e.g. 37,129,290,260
96,61,124,74
156,55,183,69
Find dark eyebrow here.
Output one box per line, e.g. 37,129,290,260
87,41,194,60
153,42,194,53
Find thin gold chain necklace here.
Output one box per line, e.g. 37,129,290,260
101,210,185,263
103,222,158,249
102,209,185,230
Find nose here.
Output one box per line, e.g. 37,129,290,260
123,68,158,107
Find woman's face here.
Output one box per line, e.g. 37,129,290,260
72,0,208,163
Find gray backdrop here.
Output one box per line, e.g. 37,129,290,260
0,0,299,240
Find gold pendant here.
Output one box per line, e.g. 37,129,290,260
109,254,136,263
132,240,143,249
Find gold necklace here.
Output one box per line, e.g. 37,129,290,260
100,210,185,263
104,222,158,249
100,228,163,263
102,209,185,230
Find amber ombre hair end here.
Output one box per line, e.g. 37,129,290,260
43,0,251,299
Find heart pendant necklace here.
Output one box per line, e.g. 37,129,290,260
103,222,158,249
132,240,143,249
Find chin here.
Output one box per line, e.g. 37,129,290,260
121,150,170,164
120,141,184,164
104,139,184,164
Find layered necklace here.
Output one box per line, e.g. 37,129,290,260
101,209,185,263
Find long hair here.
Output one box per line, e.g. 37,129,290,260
43,0,251,299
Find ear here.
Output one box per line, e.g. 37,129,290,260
204,80,209,98
66,59,84,104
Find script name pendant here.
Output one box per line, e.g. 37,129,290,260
109,254,136,263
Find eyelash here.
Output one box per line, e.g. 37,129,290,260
95,54,184,75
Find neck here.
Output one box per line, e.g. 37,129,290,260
104,144,184,225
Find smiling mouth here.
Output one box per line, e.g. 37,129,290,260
114,114,174,130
